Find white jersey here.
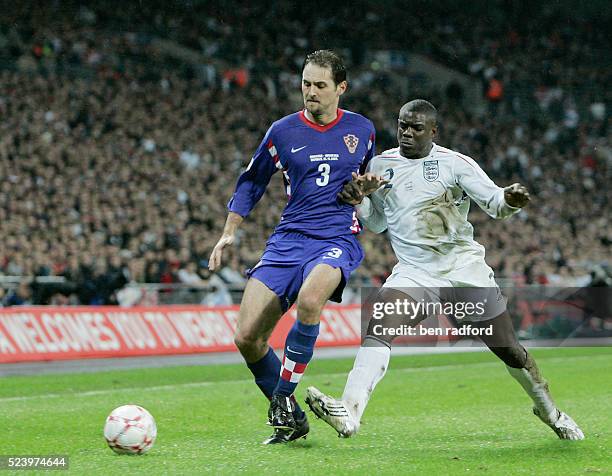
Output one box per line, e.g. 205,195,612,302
357,143,520,275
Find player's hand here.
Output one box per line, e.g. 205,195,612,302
338,172,389,205
208,234,235,271
504,183,530,208
355,172,389,196
338,179,364,205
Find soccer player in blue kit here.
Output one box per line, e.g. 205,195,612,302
209,50,376,444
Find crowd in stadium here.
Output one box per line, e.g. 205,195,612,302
0,1,609,305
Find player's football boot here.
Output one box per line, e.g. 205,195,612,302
305,386,358,438
289,412,310,441
263,412,310,445
262,394,298,445
263,400,310,444
533,407,585,440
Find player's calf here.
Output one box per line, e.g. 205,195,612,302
273,320,319,397
489,344,527,369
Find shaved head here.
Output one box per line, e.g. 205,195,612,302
399,99,437,125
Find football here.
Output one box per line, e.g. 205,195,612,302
103,405,157,455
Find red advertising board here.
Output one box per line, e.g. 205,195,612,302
0,305,362,363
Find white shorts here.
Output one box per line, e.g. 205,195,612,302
383,260,506,322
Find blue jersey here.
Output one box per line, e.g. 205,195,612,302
228,109,376,239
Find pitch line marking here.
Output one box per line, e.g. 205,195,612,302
0,354,607,403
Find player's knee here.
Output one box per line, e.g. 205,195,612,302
499,345,527,368
296,292,325,319
234,329,265,354
233,332,249,352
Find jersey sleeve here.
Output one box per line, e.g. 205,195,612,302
359,125,376,174
227,125,280,217
356,193,387,233
453,155,520,219
355,157,387,233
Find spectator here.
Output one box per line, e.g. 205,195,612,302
5,281,33,306
0,1,608,305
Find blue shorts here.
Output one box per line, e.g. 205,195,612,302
247,231,364,312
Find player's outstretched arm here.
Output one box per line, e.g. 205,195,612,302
209,212,243,271
503,183,530,208
455,156,527,219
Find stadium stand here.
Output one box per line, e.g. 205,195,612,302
0,1,609,304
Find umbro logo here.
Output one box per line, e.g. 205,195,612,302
291,146,307,153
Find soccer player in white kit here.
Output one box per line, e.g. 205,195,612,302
305,100,584,440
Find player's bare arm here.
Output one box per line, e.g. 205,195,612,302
209,212,243,271
504,183,531,208
337,172,388,205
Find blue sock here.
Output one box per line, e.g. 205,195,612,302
274,321,320,398
246,347,305,418
246,347,280,399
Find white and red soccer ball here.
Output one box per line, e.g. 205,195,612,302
104,405,157,455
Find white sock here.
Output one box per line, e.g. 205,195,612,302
506,354,558,423
341,342,391,423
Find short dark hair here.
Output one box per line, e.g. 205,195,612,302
401,99,437,123
302,50,347,86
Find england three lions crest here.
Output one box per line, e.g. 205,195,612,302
423,160,439,181
343,134,359,154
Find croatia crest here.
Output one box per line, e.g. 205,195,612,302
343,134,359,154
423,160,439,181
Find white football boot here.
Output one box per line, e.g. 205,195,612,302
305,386,358,438
534,408,585,440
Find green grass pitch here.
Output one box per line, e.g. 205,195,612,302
1,347,610,475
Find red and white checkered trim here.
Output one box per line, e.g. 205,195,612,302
280,355,307,384
267,139,284,170
282,170,291,197
349,210,361,234
367,133,374,151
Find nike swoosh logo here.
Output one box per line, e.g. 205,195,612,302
291,146,307,153
287,346,303,355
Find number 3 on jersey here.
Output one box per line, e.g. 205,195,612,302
326,248,342,258
316,163,330,186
